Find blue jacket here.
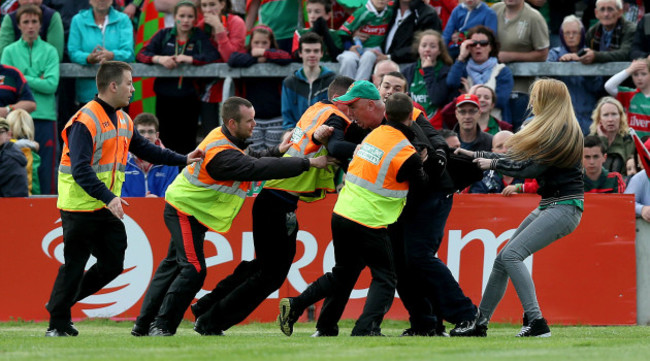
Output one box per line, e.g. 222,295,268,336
281,66,336,129
442,3,498,46
547,46,603,135
447,59,513,123
68,7,134,103
122,153,179,198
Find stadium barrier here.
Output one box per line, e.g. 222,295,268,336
0,194,638,325
636,219,650,325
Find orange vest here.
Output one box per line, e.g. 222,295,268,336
57,100,133,211
165,127,251,232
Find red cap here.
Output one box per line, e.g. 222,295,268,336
455,94,480,108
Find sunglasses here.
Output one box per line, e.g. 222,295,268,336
469,40,490,47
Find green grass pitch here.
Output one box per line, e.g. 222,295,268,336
1,319,650,361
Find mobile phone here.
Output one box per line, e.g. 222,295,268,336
577,49,587,57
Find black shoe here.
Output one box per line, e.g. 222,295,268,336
149,326,173,336
516,317,551,337
193,316,224,336
45,322,79,337
400,328,447,337
450,310,487,337
131,323,149,337
278,298,300,337
310,330,337,337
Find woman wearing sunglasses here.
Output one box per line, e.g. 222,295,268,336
447,25,513,124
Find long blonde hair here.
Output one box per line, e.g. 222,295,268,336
506,79,583,168
6,109,35,140
589,96,629,137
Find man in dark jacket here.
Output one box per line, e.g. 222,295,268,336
0,119,28,197
380,0,442,64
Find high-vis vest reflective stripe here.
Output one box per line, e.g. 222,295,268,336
412,108,422,121
165,127,251,233
264,102,351,202
57,100,134,211
334,125,416,228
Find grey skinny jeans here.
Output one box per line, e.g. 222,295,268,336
478,204,582,323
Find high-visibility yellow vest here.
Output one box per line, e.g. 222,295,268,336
58,100,134,211
264,102,350,202
334,125,416,228
165,127,250,233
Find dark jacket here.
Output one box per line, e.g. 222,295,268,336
453,123,493,152
585,17,636,63
0,141,28,197
383,0,442,63
476,150,584,206
631,13,650,60
136,27,220,97
205,126,310,181
402,61,452,112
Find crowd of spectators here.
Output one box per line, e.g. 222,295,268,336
0,0,648,221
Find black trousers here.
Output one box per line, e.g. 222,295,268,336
47,209,127,328
136,203,208,333
294,213,397,336
199,188,299,332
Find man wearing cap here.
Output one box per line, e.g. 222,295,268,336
279,90,429,337
0,119,28,197
453,93,493,152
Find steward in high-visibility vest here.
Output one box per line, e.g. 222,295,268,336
134,96,331,337
264,100,351,202
333,124,418,228
47,61,192,338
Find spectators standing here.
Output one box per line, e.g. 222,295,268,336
625,138,650,222
281,32,336,130
136,0,220,155
582,0,636,64
380,0,442,64
336,0,394,81
583,135,626,193
605,59,650,139
447,25,514,123
470,85,512,134
197,0,246,137
68,0,135,105
122,112,179,197
7,108,40,195
547,15,602,135
442,0,497,60
245,0,300,52
1,4,59,194
291,0,343,62
453,93,492,151
0,0,64,61
492,0,549,92
630,12,650,60
228,25,291,150
588,96,635,176
0,118,28,197
402,30,452,121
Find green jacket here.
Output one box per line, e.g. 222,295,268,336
0,37,60,121
0,10,64,61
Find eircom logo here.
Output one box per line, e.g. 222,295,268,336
446,229,533,293
41,216,153,317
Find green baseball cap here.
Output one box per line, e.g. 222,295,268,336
333,80,381,105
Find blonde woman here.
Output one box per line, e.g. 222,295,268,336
7,109,40,195
589,97,635,176
453,79,584,337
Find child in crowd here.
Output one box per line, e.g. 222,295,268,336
136,0,220,155
228,25,292,150
291,0,342,62
197,0,246,138
604,58,650,139
401,30,453,121
336,0,394,80
7,109,40,195
442,0,497,59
